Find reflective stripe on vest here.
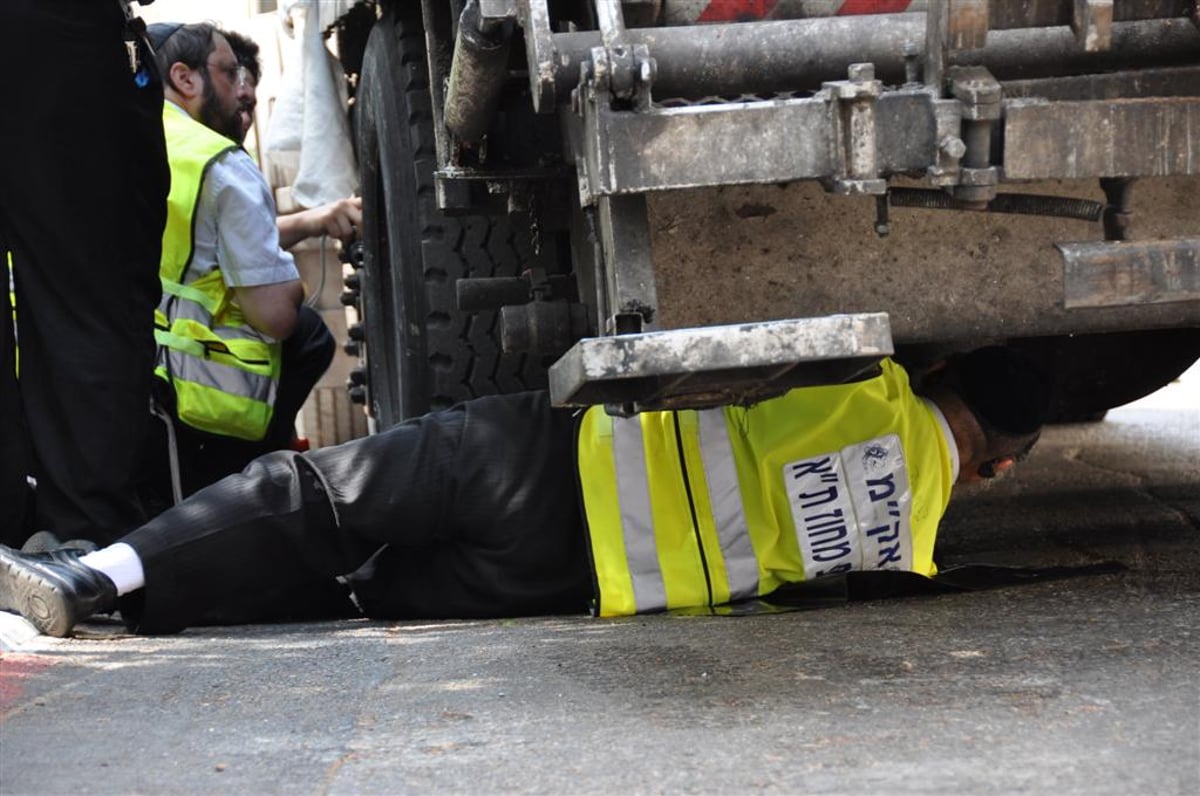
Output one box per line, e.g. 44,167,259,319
157,104,280,441
697,408,760,602
594,408,761,616
611,414,668,613
578,359,954,616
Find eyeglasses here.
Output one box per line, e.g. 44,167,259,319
205,58,241,86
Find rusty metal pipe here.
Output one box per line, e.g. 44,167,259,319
444,0,512,145
546,16,1200,101
656,0,1193,28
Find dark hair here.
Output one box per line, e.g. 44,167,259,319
148,22,220,81
916,345,1052,465
222,29,262,84
951,346,1051,436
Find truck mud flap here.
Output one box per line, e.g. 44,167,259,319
548,313,893,412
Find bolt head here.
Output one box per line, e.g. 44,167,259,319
638,58,654,84
848,63,875,82
939,135,967,160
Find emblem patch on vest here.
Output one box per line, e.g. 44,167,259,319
782,434,914,579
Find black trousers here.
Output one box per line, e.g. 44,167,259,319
121,391,593,634
0,1,169,546
141,304,337,510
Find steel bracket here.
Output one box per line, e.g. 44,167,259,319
823,63,888,196
949,66,1001,204
548,314,894,412
1059,238,1200,309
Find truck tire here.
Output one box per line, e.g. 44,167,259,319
355,5,548,428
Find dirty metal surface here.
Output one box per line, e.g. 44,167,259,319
548,313,892,408
1004,97,1200,180
589,94,1200,201
656,0,1194,28
545,16,1199,101
1001,65,1200,101
1059,237,1200,309
579,89,946,199
650,177,1200,343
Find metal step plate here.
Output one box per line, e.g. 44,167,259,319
549,313,893,412
1059,237,1200,309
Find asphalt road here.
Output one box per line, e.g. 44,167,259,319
1,367,1197,795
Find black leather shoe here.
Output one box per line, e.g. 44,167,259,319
20,530,99,555
0,545,117,637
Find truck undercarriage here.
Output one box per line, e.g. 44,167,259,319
330,0,1200,428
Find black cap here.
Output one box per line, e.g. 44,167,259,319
956,346,1051,435
146,22,185,51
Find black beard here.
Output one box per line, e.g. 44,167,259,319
198,72,243,142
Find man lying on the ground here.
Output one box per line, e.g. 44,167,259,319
0,346,1050,637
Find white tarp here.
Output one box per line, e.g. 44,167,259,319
263,0,359,208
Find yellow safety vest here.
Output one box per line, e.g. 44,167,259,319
577,359,955,616
154,104,281,441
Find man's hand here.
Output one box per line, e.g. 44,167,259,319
277,197,363,249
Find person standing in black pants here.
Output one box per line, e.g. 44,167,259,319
0,0,169,547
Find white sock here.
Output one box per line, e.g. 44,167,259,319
78,543,145,596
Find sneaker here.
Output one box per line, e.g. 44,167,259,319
0,545,117,637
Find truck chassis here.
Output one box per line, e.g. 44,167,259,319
332,0,1200,427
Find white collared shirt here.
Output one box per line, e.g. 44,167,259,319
923,398,961,483
168,102,298,288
